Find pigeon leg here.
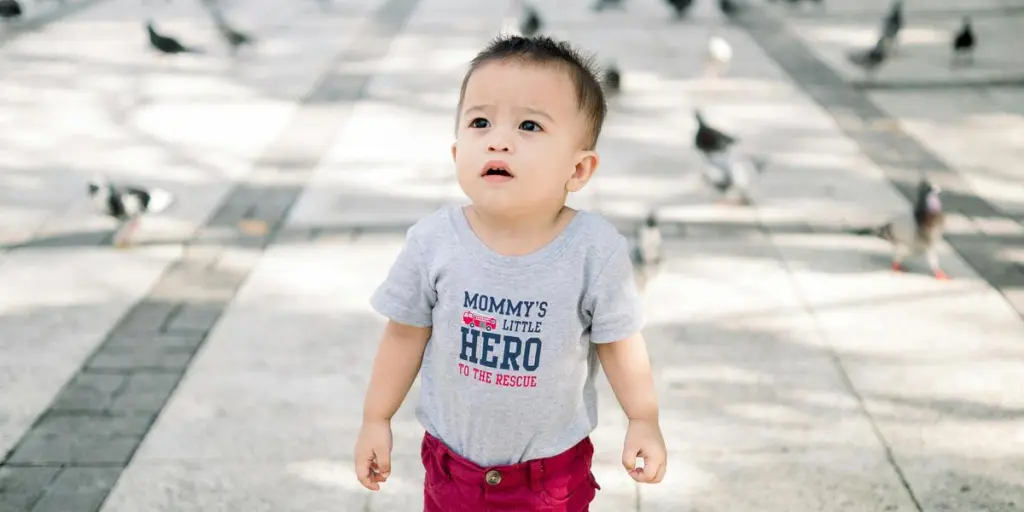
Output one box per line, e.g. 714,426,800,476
926,249,949,280
112,222,130,249
891,244,909,272
115,217,141,249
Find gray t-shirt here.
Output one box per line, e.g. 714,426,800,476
370,204,644,467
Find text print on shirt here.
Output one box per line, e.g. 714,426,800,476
457,290,549,389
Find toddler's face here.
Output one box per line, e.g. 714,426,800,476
453,61,597,217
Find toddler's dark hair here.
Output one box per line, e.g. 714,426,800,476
456,35,607,150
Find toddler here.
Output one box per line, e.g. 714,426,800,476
354,34,666,511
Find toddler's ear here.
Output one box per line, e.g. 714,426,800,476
566,151,599,193
451,142,458,162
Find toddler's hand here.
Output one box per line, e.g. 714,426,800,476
621,418,666,483
354,419,393,491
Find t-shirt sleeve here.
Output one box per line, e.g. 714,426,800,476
587,236,645,343
369,224,436,327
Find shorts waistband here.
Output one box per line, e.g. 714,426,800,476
422,432,592,491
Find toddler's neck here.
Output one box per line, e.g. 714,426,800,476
463,205,576,257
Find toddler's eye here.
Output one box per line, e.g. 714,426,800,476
470,118,490,128
519,120,542,132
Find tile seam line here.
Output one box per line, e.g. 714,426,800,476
762,210,925,512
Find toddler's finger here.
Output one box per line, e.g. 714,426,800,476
374,449,392,479
621,449,638,472
652,461,667,483
357,462,380,491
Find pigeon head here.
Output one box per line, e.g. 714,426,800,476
644,211,658,227
916,179,942,213
86,175,112,197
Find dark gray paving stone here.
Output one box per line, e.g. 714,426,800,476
161,304,224,335
110,302,178,337
30,468,121,512
0,466,59,512
108,374,180,413
84,343,194,373
6,414,153,465
51,374,128,413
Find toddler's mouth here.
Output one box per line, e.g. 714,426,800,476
481,160,514,178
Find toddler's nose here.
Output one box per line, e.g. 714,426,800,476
486,131,513,153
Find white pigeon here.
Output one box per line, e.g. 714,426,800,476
705,34,733,77
87,176,174,247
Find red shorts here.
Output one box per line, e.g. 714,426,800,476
421,432,601,512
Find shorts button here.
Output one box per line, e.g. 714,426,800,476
485,469,502,486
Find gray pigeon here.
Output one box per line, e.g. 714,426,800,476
952,16,975,66
847,34,892,76
603,62,621,94
631,211,662,292
634,211,662,267
849,178,948,279
520,5,542,36
693,110,768,205
880,0,903,53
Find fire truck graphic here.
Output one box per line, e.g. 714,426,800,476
463,310,497,331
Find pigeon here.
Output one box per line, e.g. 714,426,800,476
694,109,737,154
635,211,662,267
631,211,663,292
847,34,891,76
592,0,624,12
952,16,974,66
705,34,733,77
665,0,693,19
0,0,22,21
520,4,542,36
199,0,255,55
693,110,768,205
849,178,948,279
881,0,903,53
88,176,174,248
215,20,254,54
719,0,741,17
147,21,203,55
603,62,621,94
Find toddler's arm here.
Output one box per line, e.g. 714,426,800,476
355,320,431,491
596,332,658,421
597,333,666,484
363,320,431,421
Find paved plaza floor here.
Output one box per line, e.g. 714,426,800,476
1,0,1022,510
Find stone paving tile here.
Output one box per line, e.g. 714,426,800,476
843,359,1024,512
639,448,919,512
100,462,371,512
